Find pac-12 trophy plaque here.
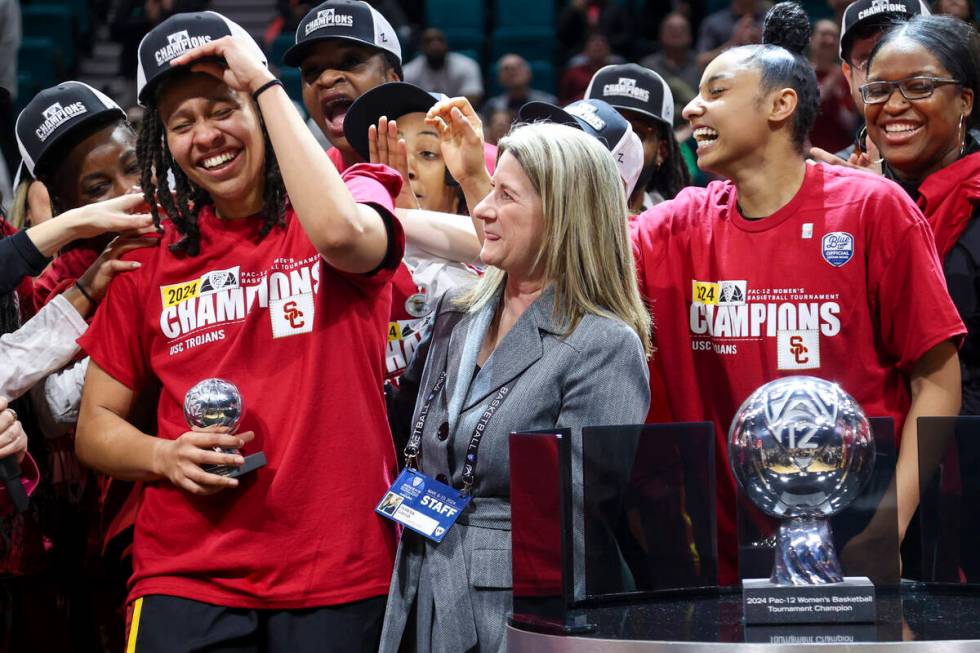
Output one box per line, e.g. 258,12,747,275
184,378,266,479
729,376,876,624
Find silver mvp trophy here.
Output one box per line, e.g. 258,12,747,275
729,376,876,624
184,378,267,479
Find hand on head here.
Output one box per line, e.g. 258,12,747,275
0,397,27,464
369,116,420,210
169,36,275,96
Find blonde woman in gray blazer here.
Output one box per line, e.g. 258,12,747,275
379,123,652,653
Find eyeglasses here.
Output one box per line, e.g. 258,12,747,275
860,76,961,104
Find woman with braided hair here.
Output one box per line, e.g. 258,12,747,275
134,81,287,259
75,10,404,651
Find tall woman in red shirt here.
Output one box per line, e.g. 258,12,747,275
632,1,965,583
76,11,402,652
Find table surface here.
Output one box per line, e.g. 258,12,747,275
508,583,980,651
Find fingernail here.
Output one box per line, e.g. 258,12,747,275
235,456,245,465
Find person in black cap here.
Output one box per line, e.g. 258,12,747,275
12,79,164,651
343,81,483,406
282,0,403,171
282,1,502,214
15,81,150,314
517,97,645,204
585,63,691,213
344,83,453,213
75,10,403,652
811,0,929,164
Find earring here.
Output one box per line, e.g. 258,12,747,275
960,114,967,157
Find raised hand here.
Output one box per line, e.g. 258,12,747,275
425,97,489,186
369,116,420,210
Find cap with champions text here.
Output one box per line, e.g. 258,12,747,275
585,63,674,127
136,11,267,106
839,0,929,61
16,81,126,176
518,98,644,197
282,0,401,69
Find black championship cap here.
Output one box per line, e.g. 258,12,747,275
282,0,401,68
343,82,446,161
517,98,644,196
840,0,929,60
136,11,266,106
584,63,674,127
16,81,126,176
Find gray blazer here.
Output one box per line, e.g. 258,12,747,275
379,286,650,653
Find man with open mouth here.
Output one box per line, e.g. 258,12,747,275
282,0,403,173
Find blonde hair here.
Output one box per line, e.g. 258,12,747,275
460,122,652,356
7,174,32,231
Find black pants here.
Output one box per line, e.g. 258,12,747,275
127,594,386,653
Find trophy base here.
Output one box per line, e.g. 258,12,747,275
743,576,876,625
203,452,268,479
744,622,879,644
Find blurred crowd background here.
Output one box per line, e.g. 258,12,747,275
1,0,978,204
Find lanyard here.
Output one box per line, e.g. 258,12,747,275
403,371,513,495
459,385,510,493
404,370,447,470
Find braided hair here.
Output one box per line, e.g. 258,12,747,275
136,81,288,257
648,124,690,201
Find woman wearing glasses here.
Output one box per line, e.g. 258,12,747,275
632,2,966,583
863,15,980,416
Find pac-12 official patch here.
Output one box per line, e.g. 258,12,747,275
821,232,854,268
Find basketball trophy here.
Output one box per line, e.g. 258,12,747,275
184,378,266,478
729,376,876,623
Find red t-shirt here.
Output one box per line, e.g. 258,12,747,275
79,165,404,609
631,162,965,584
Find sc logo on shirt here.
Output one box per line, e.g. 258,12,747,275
270,292,315,338
777,330,820,370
